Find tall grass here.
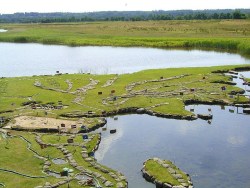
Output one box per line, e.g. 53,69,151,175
0,20,250,56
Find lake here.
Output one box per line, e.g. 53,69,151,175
1,42,250,77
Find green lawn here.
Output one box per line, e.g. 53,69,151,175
0,65,250,123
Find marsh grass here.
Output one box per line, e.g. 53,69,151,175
0,20,250,55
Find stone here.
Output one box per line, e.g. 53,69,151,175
85,169,93,175
181,183,189,187
82,153,88,158
178,179,186,183
136,108,145,114
44,161,51,166
100,176,107,183
104,181,114,187
163,183,172,188
85,157,93,162
51,183,60,188
109,172,117,178
100,168,109,173
168,168,176,174
154,179,163,188
162,164,170,168
116,182,125,188
119,176,126,181
93,172,102,178
173,174,183,179
43,165,50,170
44,182,51,186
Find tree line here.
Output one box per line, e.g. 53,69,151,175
0,9,249,23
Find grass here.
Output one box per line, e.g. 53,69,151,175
0,130,125,187
0,131,62,187
144,158,191,186
0,65,250,123
0,20,250,56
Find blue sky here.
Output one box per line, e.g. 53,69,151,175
0,0,249,14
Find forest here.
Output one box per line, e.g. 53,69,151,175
0,9,249,23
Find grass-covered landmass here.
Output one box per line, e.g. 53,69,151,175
0,65,249,124
0,20,250,55
0,129,127,187
142,158,192,187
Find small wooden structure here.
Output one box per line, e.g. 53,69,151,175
221,86,226,91
110,129,117,134
82,134,88,139
67,138,74,143
243,108,250,114
197,114,213,120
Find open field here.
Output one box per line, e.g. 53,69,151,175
0,20,250,55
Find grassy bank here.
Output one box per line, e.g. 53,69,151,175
0,65,249,123
0,20,250,56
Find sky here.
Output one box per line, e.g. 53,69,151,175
0,0,249,14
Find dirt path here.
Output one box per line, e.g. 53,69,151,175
6,116,78,130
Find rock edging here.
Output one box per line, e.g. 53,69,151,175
142,158,193,188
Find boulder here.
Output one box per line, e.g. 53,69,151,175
136,108,145,114
104,181,114,187
116,182,125,188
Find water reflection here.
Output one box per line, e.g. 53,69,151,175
95,106,250,188
1,42,250,77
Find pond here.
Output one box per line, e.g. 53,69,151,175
93,72,250,188
1,42,250,77
95,108,250,188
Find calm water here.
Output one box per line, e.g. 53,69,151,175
1,42,250,77
95,109,250,188
94,75,250,188
0,29,7,32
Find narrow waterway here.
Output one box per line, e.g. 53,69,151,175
1,42,250,77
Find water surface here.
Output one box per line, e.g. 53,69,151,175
95,108,250,188
1,42,250,77
0,29,7,32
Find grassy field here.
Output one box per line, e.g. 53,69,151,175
0,65,249,124
0,130,127,187
0,20,250,55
